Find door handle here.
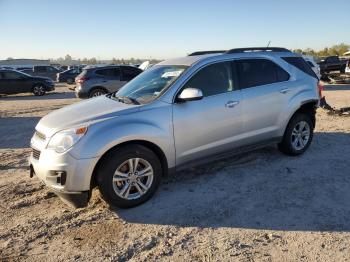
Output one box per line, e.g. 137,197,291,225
225,101,239,108
280,88,291,94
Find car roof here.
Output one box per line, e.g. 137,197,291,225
86,65,139,71
158,49,300,66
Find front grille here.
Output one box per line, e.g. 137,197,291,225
35,131,46,141
32,148,41,160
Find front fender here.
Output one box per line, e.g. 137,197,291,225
69,105,175,169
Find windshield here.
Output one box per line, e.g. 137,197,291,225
111,65,188,104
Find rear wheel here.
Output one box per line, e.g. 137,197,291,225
32,85,46,96
89,88,107,98
278,113,314,156
97,145,162,208
66,78,74,85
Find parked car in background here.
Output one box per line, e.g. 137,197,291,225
318,56,348,74
0,69,55,96
303,55,321,79
75,65,142,98
29,47,320,208
20,65,62,80
57,68,82,84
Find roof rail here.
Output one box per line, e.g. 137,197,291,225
188,50,226,56
226,47,291,54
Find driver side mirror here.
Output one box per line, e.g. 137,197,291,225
177,88,203,102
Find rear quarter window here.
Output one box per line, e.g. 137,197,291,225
282,57,318,79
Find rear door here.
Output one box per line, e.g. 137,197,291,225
236,58,292,143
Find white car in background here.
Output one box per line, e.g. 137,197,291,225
303,55,321,79
346,60,350,73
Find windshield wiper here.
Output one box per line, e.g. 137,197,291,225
113,95,140,105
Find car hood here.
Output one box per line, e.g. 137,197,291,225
36,95,139,137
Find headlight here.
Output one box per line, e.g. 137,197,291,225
47,126,87,153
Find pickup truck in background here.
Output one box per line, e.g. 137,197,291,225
317,56,348,74
20,66,62,80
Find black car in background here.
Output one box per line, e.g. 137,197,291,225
57,68,83,84
318,56,348,74
0,69,55,96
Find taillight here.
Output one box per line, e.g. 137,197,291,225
318,81,324,98
76,77,89,84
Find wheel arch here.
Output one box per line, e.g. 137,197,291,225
281,100,318,137
90,140,169,189
89,86,109,96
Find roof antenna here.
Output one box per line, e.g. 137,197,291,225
267,41,271,47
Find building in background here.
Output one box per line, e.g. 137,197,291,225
0,59,50,68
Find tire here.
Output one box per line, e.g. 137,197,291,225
66,78,74,85
89,88,107,98
340,66,346,74
32,84,46,96
97,145,162,208
278,113,314,156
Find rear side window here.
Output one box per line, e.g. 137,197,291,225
282,57,318,79
121,66,142,81
236,59,290,89
95,67,120,77
183,61,233,97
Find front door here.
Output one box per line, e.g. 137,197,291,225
173,61,243,166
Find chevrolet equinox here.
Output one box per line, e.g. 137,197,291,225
29,47,320,208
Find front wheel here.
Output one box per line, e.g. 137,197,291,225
97,145,162,208
278,113,314,156
32,85,46,96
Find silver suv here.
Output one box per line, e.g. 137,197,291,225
75,65,142,98
29,47,320,208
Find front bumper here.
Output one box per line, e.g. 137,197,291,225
29,147,99,207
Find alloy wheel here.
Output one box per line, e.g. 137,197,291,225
291,121,310,151
112,158,154,200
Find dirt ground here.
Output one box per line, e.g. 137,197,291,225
1,84,350,262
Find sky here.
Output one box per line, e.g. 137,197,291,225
0,0,349,60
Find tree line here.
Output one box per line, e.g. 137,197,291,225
292,43,349,57
46,43,350,65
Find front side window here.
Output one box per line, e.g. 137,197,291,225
236,59,289,89
113,65,187,104
182,62,233,97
